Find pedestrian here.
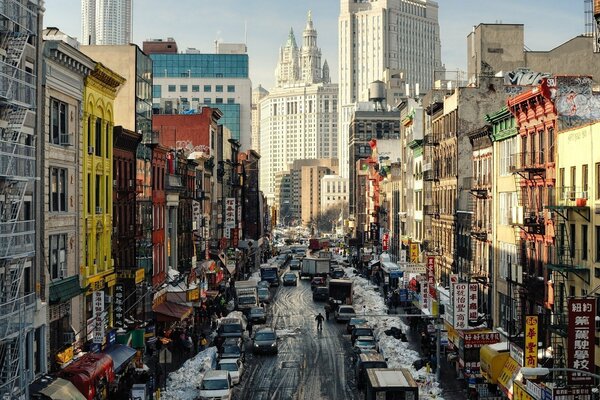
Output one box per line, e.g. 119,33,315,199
315,312,325,330
324,304,331,320
247,320,253,337
199,334,208,351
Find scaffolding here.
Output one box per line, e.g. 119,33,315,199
0,0,40,398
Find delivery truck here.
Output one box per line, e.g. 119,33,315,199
328,278,353,306
365,368,418,400
300,256,330,279
234,280,258,311
260,263,280,286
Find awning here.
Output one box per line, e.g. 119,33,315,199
152,301,192,322
480,343,510,384
497,356,521,398
49,276,83,305
103,344,137,373
38,377,86,400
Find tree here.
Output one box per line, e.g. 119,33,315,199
315,202,348,233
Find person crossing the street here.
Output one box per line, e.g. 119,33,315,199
315,312,325,330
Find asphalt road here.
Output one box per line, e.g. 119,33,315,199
232,275,360,400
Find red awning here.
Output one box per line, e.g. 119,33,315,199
152,301,193,322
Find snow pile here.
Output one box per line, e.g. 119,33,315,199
162,346,218,400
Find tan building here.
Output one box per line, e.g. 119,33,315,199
251,85,268,152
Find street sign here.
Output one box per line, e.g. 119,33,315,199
225,198,236,228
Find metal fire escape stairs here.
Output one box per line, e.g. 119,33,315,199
0,2,39,397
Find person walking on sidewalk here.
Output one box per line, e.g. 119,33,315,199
315,313,325,330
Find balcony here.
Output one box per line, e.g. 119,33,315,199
509,152,546,174
470,222,490,241
423,204,440,216
423,169,438,182
469,176,490,198
422,133,439,146
0,220,34,259
512,208,545,235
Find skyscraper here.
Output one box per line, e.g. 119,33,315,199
338,0,443,178
81,0,132,45
258,12,338,203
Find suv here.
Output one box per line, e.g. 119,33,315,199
198,370,232,400
215,317,245,347
335,305,356,322
312,286,329,301
355,353,388,389
351,324,375,345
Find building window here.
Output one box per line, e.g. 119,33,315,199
227,98,235,104
180,85,188,92
227,85,235,92
582,164,589,194
570,166,576,193
203,98,211,104
50,167,67,212
216,85,223,92
192,85,200,92
49,233,67,280
95,118,102,156
596,225,600,262
582,224,588,260
215,98,223,104
168,85,176,92
204,85,211,92
50,99,68,145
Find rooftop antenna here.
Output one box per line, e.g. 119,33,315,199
245,20,247,45
214,39,218,53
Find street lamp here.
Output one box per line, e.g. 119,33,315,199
520,367,600,380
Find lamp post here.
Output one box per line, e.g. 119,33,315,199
520,367,600,380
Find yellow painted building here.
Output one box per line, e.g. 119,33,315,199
553,121,600,370
81,63,125,339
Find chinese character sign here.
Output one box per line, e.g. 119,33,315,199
427,257,436,300
93,291,105,344
382,233,389,251
453,283,468,329
468,283,478,322
114,284,124,328
524,315,538,368
567,298,595,385
410,243,419,262
225,198,236,229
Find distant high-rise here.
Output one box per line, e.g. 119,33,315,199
338,0,443,178
81,0,132,45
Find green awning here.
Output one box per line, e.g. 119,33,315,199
49,275,83,305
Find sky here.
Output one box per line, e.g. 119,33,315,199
44,0,585,90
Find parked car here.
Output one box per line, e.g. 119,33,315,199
257,287,271,304
310,276,326,290
215,317,245,348
351,324,375,345
219,337,245,361
217,358,244,385
252,327,278,354
312,286,329,302
335,305,356,322
257,280,270,289
355,353,388,389
282,272,298,286
289,259,301,270
198,370,232,400
248,306,267,324
346,317,368,334
353,336,378,354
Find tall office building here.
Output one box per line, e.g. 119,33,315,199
338,0,443,178
259,12,338,202
146,40,252,151
81,0,132,45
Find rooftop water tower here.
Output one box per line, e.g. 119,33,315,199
369,80,386,111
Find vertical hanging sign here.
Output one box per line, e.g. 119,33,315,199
114,284,124,328
524,315,538,368
427,256,436,300
453,283,468,330
225,198,236,228
468,283,479,323
567,298,595,385
93,291,105,344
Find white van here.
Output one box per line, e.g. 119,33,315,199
198,370,232,400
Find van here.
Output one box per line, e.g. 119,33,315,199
355,353,388,389
215,317,245,348
198,370,232,400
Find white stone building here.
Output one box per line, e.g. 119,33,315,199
337,0,443,178
321,175,349,212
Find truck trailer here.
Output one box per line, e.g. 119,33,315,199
300,256,329,279
328,278,353,306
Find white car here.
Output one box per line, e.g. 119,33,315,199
217,358,244,385
198,370,232,400
335,305,356,322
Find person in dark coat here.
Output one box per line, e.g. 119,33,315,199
315,313,325,330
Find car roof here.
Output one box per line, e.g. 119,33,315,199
255,327,275,334
223,337,242,344
218,358,239,365
356,336,375,341
204,370,229,379
354,324,373,330
339,306,355,311
359,353,386,362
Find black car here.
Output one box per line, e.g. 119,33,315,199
351,324,375,345
312,286,329,301
346,317,368,334
219,337,245,361
247,307,267,324
289,259,301,270
252,327,278,354
282,272,298,286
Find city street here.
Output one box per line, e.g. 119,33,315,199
233,277,359,400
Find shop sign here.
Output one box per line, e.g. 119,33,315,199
400,250,407,263
114,284,125,328
56,345,74,365
468,283,478,322
422,275,429,311
225,198,236,228
567,298,595,385
410,243,419,262
462,332,500,349
232,228,239,248
93,291,105,344
427,257,436,300
382,232,389,251
401,263,426,274
453,283,468,330
514,380,535,400
553,387,592,400
498,357,520,396
187,287,200,302
524,316,538,368
135,268,145,284
510,342,524,365
525,380,542,400
449,274,458,302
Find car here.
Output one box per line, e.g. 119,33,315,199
310,276,326,290
215,317,245,347
282,272,298,286
330,268,345,279
219,337,245,361
353,336,378,354
247,306,267,324
335,305,356,322
257,280,270,289
346,317,368,334
217,358,244,385
312,286,329,301
198,370,232,400
351,324,375,345
289,259,301,270
257,287,271,303
355,353,388,389
252,327,278,354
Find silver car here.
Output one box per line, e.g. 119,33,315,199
335,305,356,322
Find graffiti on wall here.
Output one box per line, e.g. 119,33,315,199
175,140,211,156
504,68,550,86
551,76,600,129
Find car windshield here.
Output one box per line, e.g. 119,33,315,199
340,307,355,313
221,324,242,333
254,332,276,341
356,339,375,346
350,319,366,325
258,288,269,296
315,288,328,293
238,297,256,304
218,363,238,372
201,378,229,390
355,329,372,335
222,345,241,355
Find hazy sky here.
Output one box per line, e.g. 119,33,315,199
44,0,585,90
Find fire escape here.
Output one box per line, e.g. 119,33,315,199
422,130,440,255
0,1,40,398
545,186,590,374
